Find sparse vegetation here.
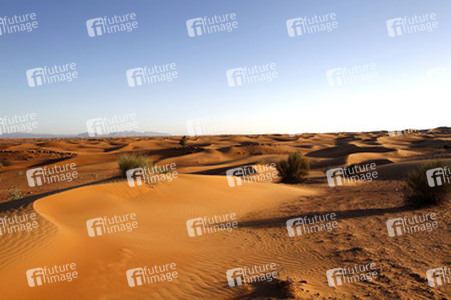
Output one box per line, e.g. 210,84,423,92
9,186,23,201
403,160,450,207
179,136,188,147
276,152,310,183
1,160,11,167
118,154,153,178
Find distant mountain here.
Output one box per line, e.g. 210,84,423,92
0,131,170,139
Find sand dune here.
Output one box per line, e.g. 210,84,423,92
0,129,450,299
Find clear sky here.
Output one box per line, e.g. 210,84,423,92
1,0,450,135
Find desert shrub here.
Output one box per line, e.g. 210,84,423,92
118,154,153,178
403,160,450,207
1,161,11,167
179,136,188,147
276,152,309,183
8,186,23,201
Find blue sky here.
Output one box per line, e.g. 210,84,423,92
1,0,450,135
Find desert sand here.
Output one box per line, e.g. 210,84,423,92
0,128,450,299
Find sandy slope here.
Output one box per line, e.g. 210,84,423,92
1,177,450,299
0,176,315,299
0,129,450,299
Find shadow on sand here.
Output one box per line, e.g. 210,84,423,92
0,176,122,213
237,205,421,230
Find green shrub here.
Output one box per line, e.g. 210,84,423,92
276,152,310,183
118,154,153,178
404,160,450,207
8,186,23,201
179,136,188,147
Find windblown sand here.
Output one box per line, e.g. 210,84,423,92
0,129,449,299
